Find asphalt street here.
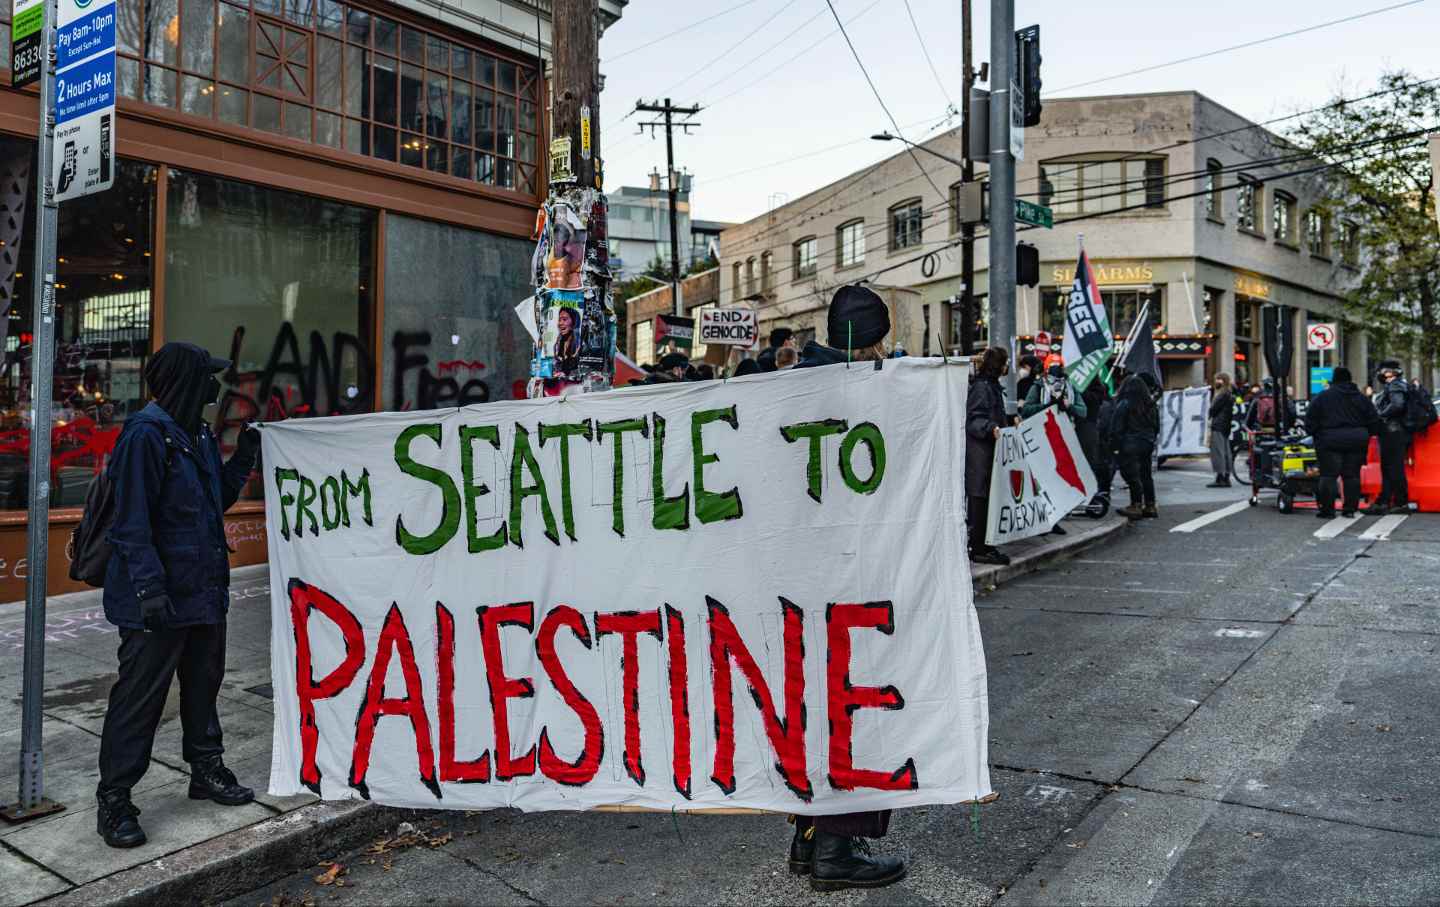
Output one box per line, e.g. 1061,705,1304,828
223,458,1440,907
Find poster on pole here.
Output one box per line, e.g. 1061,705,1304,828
985,408,1096,546
261,359,992,814
53,0,116,202
1157,387,1212,457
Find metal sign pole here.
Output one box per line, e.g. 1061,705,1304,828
5,0,64,822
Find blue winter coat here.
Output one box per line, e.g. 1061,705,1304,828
103,403,253,629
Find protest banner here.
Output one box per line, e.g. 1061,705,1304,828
699,308,760,348
986,407,1096,546
261,359,992,815
1158,387,1212,457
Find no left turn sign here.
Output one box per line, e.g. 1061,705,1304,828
1307,323,1337,351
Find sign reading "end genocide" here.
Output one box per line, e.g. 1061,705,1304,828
261,360,991,814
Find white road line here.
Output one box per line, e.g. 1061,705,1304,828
1170,500,1251,533
1360,514,1407,541
1314,514,1362,539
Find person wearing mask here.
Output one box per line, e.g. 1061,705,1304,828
1022,363,1087,535
757,327,795,372
966,347,1011,565
1369,360,1412,514
96,343,261,848
1305,366,1380,518
1112,371,1160,519
1015,355,1043,406
1207,373,1236,487
788,285,906,891
658,351,690,382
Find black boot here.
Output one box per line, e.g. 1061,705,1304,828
810,831,906,892
188,756,254,805
788,821,815,875
96,787,146,849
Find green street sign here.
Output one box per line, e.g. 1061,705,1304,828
1016,198,1053,229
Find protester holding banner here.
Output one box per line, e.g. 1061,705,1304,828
1021,365,1087,535
1112,372,1161,519
1206,374,1236,487
967,347,1012,565
1305,367,1380,518
96,343,261,848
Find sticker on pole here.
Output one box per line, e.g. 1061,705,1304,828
53,0,116,202
11,0,44,89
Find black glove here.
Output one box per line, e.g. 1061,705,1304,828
233,425,261,463
141,594,175,633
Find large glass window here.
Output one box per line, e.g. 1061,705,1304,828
1038,156,1166,215
0,139,155,510
164,168,375,498
381,213,532,411
115,0,541,194
1306,208,1330,257
1041,287,1160,339
1204,159,1223,220
1272,191,1297,245
1340,221,1360,266
888,198,923,251
793,236,816,280
837,219,865,268
1237,177,1261,232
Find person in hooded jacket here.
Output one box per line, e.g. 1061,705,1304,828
1112,372,1160,519
1304,366,1380,518
1369,360,1413,514
790,285,908,892
966,346,1011,565
95,342,261,849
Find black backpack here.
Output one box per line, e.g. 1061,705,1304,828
1403,382,1439,434
69,435,173,587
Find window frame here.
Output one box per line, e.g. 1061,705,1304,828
888,197,923,253
792,235,817,281
744,256,756,295
836,218,865,270
1340,221,1361,268
1305,208,1331,259
1204,158,1223,222
1272,190,1298,247
1236,175,1263,235
1036,154,1169,217
760,251,774,293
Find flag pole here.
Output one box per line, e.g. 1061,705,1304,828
1109,299,1150,381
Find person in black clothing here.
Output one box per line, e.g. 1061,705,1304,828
1113,372,1160,519
96,343,260,849
788,285,906,892
1369,360,1412,514
1207,373,1236,487
1078,376,1107,475
1305,366,1380,518
966,347,1011,565
1244,377,1297,433
1014,354,1043,407
757,326,795,372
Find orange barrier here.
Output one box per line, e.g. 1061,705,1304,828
1361,424,1439,512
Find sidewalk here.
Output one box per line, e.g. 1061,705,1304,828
0,513,1126,907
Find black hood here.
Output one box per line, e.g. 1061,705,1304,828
144,342,229,437
1330,380,1363,396
794,340,850,369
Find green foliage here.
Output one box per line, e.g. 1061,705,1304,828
1291,70,1440,370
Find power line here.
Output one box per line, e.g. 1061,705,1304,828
1048,0,1429,95
664,0,804,96
606,0,768,62
903,0,956,113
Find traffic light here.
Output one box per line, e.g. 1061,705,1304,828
1017,242,1039,287
1015,25,1041,128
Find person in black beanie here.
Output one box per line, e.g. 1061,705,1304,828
95,342,261,848
788,285,906,892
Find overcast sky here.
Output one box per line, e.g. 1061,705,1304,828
595,0,1440,226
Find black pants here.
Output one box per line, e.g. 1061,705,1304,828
1316,446,1366,514
1118,440,1156,506
794,810,891,838
967,494,990,551
99,622,227,793
1376,429,1411,507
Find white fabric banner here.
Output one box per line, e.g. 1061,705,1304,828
985,408,1096,546
1158,387,1212,457
261,359,991,815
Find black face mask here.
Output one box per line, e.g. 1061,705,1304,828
204,375,222,405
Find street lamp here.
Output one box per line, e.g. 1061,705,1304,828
870,132,965,169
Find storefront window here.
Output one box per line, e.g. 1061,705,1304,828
1234,297,1261,386
116,0,541,194
0,138,155,510
164,168,375,498
381,213,532,410
1041,287,1160,338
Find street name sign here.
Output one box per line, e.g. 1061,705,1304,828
1016,198,1052,229
54,0,116,202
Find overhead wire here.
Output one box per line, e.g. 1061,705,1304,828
903,0,956,112
606,0,768,63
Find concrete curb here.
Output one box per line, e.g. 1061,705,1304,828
36,517,1128,907
36,800,403,907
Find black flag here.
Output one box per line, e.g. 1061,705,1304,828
1120,307,1160,381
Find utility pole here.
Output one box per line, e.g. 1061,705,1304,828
552,0,600,190
959,0,976,355
988,0,1017,413
635,98,700,317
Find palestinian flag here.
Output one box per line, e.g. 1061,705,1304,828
1060,250,1113,392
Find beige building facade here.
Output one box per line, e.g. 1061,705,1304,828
721,91,1376,395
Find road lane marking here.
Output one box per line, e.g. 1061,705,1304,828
1360,514,1407,541
1314,514,1362,539
1214,628,1266,639
1170,500,1250,533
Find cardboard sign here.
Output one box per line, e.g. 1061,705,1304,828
1158,387,1211,457
985,408,1096,546
261,359,992,814
699,308,759,348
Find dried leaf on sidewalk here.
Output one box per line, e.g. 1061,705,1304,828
314,864,344,886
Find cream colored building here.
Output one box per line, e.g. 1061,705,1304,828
720,91,1377,395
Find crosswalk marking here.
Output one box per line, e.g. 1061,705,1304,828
1314,514,1362,539
1360,514,1407,541
1170,500,1251,533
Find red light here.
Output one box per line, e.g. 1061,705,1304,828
19,332,32,344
